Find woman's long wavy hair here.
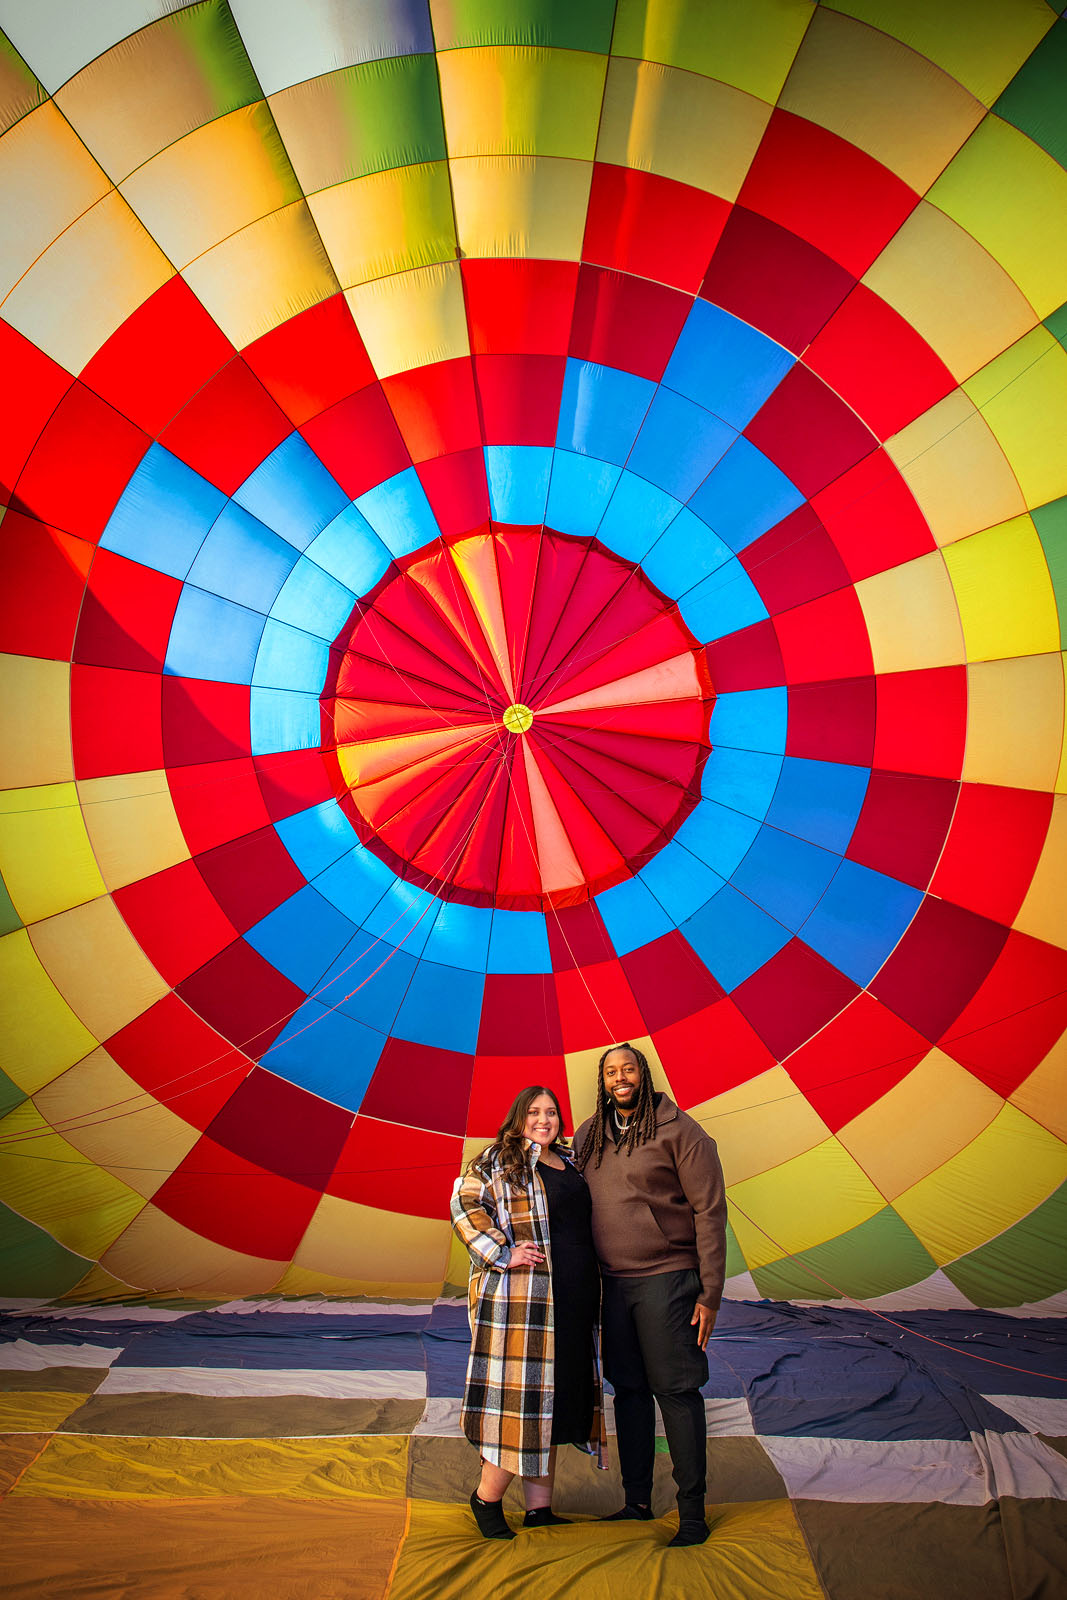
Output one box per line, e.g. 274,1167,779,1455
577,1043,657,1171
467,1085,570,1190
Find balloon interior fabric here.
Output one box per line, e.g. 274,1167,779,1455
1,0,1067,1323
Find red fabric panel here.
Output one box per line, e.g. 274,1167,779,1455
621,930,723,1031
700,207,855,354
416,449,490,535
784,990,928,1130
774,588,874,683
299,383,411,499
161,677,252,766
359,1037,475,1136
546,900,615,971
79,277,234,436
113,858,240,986
255,748,335,823
930,784,1053,926
0,320,72,498
106,991,253,1131
786,677,877,765
205,1066,351,1190
73,548,181,672
462,258,578,356
570,266,692,381
478,973,563,1054
328,1116,462,1217
655,997,775,1106
12,384,149,541
0,512,91,659
70,664,163,778
554,959,644,1052
873,666,967,780
870,896,1008,1040
153,1134,319,1258
746,364,877,498
178,937,305,1057
473,353,565,446
195,826,306,933
940,930,1067,1097
732,938,861,1060
738,110,918,277
467,1054,571,1134
741,506,852,614
811,451,935,582
382,358,482,461
242,293,375,425
846,770,958,889
805,285,955,439
159,359,291,494
582,163,729,292
704,620,785,691
168,756,273,854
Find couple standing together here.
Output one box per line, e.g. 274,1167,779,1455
451,1042,727,1547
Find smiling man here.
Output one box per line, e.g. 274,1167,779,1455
575,1042,727,1547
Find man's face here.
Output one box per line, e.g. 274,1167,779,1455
603,1049,642,1113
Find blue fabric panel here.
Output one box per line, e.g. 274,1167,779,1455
595,874,675,956
801,860,923,986
233,432,347,551
677,556,769,642
682,883,791,990
101,445,225,578
709,687,788,755
486,908,551,974
628,387,735,501
252,618,331,692
545,450,621,538
556,358,656,465
245,885,357,993
595,471,681,564
356,468,438,558
637,840,725,926
270,556,357,641
702,746,783,820
186,502,300,614
265,999,384,1113
362,878,442,958
664,301,795,429
304,504,393,597
485,445,552,523
249,687,320,754
392,959,485,1053
766,757,870,853
420,898,493,973
424,1313,472,1397
672,799,761,880
315,845,396,925
690,437,804,553
164,587,265,683
276,801,358,881
641,507,731,600
315,931,416,1033
732,824,839,931
109,1323,425,1372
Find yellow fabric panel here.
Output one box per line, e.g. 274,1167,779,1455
778,6,984,192
0,1099,143,1258
0,1391,89,1432
0,930,96,1095
100,1204,284,1296
0,100,109,303
35,1045,199,1202
821,0,1054,106
0,784,106,924
838,1050,1002,1201
963,328,1067,511
612,0,814,103
437,46,608,160
293,1193,449,1294
2,189,174,375
962,653,1063,791
28,895,169,1042
345,261,469,379
564,1035,670,1129
1011,1034,1067,1143
0,656,72,788
688,1068,830,1186
854,552,965,674
863,201,1037,384
11,1433,408,1502
450,155,592,261
893,1104,1067,1265
727,1138,886,1270
885,389,1026,547
1015,794,1067,948
182,198,339,350
120,102,301,271
943,514,1061,663
308,162,456,290
77,771,189,893
929,115,1067,320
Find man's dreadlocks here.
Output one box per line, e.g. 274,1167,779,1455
577,1043,658,1171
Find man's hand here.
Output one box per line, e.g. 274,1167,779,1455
691,1301,715,1349
507,1240,545,1270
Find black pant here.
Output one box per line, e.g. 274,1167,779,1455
601,1268,709,1512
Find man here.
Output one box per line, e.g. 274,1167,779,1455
575,1042,727,1547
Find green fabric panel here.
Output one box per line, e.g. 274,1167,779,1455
1032,492,1067,632
183,0,265,119
0,28,47,136
0,869,21,935
0,1066,27,1119
322,54,445,179
994,18,1067,168
433,0,617,52
724,1216,745,1278
943,1179,1067,1306
0,1201,92,1297
1045,300,1067,352
750,1207,938,1302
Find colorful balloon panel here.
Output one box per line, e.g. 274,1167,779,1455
1,1,1066,1309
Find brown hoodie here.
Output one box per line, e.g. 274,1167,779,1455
574,1095,728,1313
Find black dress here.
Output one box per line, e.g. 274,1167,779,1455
538,1157,600,1445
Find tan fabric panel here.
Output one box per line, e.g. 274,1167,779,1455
0,657,72,789
962,654,1064,792
291,1193,451,1294
1015,794,1067,947
855,552,966,674
1011,1034,1067,1145
99,1205,285,1296
886,388,1026,547
28,896,169,1042
688,1068,830,1187
78,770,189,892
0,100,109,302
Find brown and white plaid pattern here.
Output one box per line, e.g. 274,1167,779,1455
451,1145,607,1478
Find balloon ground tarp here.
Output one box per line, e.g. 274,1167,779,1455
1,0,1066,1595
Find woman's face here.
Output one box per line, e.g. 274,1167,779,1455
523,1094,560,1147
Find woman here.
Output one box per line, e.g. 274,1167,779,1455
451,1085,606,1540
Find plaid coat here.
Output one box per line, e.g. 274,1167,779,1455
450,1143,607,1478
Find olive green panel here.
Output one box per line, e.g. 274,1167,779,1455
994,18,1067,169
943,1179,1067,1307
432,0,618,53
1046,300,1067,352
724,1216,746,1279
0,1199,92,1298
1033,492,1067,632
0,869,22,936
182,0,265,119
0,1066,26,1120
750,1206,938,1303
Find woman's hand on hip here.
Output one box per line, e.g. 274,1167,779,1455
507,1241,545,1270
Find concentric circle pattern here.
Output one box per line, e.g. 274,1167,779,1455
0,1,1065,1310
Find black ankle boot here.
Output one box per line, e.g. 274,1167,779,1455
600,1503,653,1521
669,1499,709,1546
523,1507,571,1527
469,1489,515,1540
